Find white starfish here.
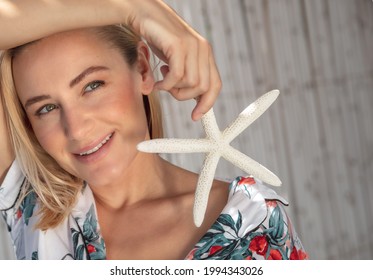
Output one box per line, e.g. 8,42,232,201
137,89,282,227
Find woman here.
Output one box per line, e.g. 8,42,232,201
0,1,307,260
1,24,231,259
0,0,221,186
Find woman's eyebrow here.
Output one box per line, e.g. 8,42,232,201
24,94,51,110
69,66,109,88
24,66,109,110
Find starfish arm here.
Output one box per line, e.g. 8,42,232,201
202,108,222,140
222,146,282,187
193,151,221,227
137,139,212,153
222,89,280,143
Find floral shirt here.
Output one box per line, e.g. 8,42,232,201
0,160,307,260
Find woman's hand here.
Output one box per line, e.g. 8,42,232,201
129,0,222,121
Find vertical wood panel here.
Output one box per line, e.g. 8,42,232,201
163,0,373,260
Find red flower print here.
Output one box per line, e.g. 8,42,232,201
185,248,198,260
209,245,223,256
290,246,299,259
266,200,278,208
238,177,256,186
290,246,308,260
299,250,308,260
298,250,308,260
16,209,22,219
249,235,268,256
268,249,282,260
87,244,96,254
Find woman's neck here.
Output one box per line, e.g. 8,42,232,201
89,153,170,212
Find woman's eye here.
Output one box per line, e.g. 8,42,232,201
37,104,57,115
84,80,104,93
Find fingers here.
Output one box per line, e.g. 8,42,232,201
129,0,222,120
154,38,186,91
154,35,222,121
192,51,222,121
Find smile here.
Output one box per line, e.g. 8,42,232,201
79,133,113,156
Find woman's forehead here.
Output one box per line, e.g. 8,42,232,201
11,29,127,100
20,29,121,66
13,29,123,73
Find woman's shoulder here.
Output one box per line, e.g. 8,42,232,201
227,176,289,207
209,175,290,237
186,175,308,260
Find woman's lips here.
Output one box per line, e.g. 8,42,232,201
78,133,113,156
74,132,114,163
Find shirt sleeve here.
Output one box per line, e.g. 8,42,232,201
253,198,308,260
186,176,308,260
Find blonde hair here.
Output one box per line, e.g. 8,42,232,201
0,25,163,230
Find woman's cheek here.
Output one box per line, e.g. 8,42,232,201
32,122,63,156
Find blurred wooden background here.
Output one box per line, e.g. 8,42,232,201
158,0,373,259
1,0,372,259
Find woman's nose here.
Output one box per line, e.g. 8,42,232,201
62,107,94,141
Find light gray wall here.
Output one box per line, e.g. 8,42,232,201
160,0,373,259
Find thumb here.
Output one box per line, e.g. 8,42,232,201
154,65,170,90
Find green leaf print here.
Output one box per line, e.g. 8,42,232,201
217,214,237,233
31,251,38,260
82,205,99,242
21,191,37,225
234,211,242,233
268,205,285,240
71,228,81,251
210,221,225,233
75,245,85,260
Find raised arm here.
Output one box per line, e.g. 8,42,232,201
0,0,221,120
0,0,128,49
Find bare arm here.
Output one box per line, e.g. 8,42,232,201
0,0,128,49
0,0,221,120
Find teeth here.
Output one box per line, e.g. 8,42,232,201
79,134,112,156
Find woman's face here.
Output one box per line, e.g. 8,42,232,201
12,28,154,187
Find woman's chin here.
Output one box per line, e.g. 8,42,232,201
82,164,127,189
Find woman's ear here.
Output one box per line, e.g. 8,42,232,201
136,41,155,96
